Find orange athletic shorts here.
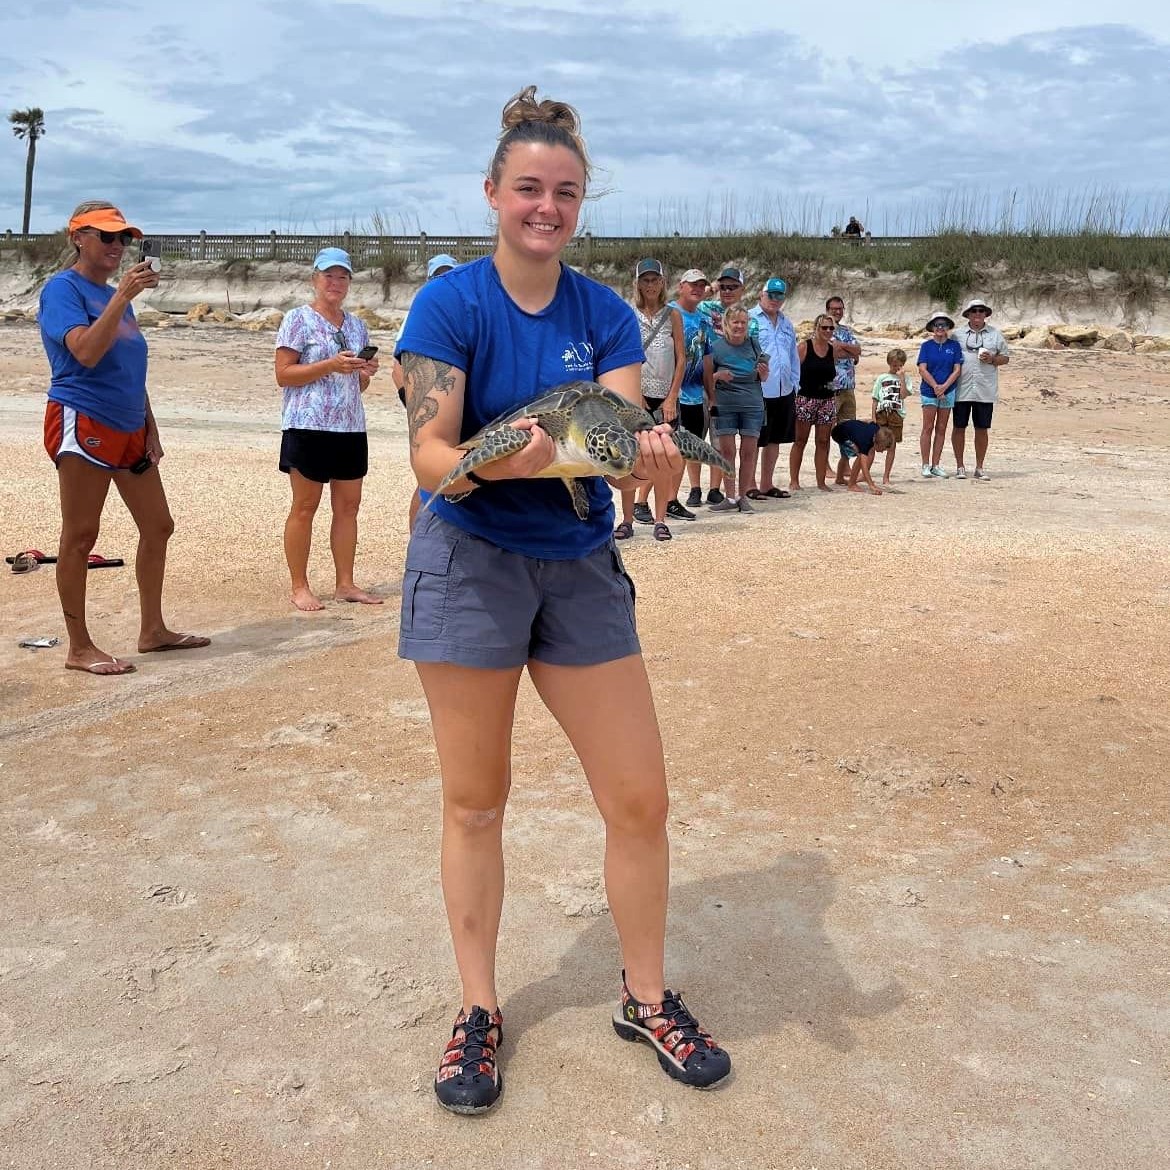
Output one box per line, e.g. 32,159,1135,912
44,402,147,470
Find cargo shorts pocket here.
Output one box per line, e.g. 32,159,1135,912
401,531,460,641
610,543,636,615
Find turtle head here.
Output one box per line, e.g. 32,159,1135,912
585,423,637,475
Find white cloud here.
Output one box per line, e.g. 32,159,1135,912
2,2,1170,234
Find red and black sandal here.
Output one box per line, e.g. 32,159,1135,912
612,973,731,1089
434,1005,503,1115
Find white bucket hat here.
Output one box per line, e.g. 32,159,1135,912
961,298,992,318
927,311,955,329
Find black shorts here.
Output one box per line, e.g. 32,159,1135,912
759,395,796,446
952,401,994,430
678,402,707,439
397,386,406,407
279,429,368,483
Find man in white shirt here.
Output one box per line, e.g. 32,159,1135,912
950,298,1010,481
746,278,799,499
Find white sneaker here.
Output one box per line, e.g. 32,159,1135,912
929,466,949,478
921,465,932,478
955,466,967,480
974,468,991,481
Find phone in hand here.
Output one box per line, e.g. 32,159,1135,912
356,345,378,361
139,239,162,272
129,455,153,475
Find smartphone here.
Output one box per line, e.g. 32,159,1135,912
139,239,162,272
129,455,153,475
356,345,378,361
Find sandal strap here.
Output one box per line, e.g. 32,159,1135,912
436,1006,502,1083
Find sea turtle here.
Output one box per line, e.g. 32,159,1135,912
425,380,733,520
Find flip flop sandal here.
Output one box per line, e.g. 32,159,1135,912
614,521,634,540
653,522,672,542
10,551,40,574
87,555,125,569
744,490,765,501
764,487,791,499
6,549,56,565
140,633,211,653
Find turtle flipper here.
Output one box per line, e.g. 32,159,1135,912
566,477,590,520
673,426,734,476
420,425,533,515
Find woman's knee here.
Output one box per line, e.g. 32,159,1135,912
60,525,100,556
443,796,509,833
601,783,669,838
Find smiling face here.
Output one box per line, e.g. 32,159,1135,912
724,312,748,344
312,265,352,310
965,306,990,326
73,228,128,280
484,141,585,263
717,279,743,305
827,299,845,323
676,279,706,311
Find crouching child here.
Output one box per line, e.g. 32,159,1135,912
830,420,894,496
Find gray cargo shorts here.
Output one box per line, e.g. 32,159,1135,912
398,510,641,669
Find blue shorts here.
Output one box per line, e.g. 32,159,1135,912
921,389,956,409
712,407,764,437
838,440,860,460
399,510,641,669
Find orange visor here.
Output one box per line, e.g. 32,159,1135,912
67,207,143,238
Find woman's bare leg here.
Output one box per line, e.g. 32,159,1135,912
417,662,524,1014
284,471,324,611
814,424,833,489
528,655,669,1004
920,405,936,467
789,419,811,491
56,457,123,673
330,477,381,603
932,408,952,469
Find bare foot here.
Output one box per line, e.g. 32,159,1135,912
788,483,802,492
138,632,211,653
334,586,383,605
881,478,892,486
848,484,863,493
817,483,834,492
292,587,325,612
65,647,136,675
834,478,848,485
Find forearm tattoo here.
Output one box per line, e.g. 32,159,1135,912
402,353,456,451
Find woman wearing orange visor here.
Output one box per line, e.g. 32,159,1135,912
38,200,210,675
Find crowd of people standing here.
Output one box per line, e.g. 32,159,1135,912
611,267,1010,539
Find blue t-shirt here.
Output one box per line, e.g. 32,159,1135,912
916,338,963,390
831,419,880,455
709,336,764,411
38,269,148,433
396,257,643,560
668,302,712,406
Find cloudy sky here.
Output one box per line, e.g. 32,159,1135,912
3,0,1170,238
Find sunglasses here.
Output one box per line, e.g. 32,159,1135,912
81,229,136,246
717,283,741,292
964,330,987,352
333,329,348,350
818,324,834,332
765,292,784,300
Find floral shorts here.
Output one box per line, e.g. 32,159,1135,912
794,395,837,428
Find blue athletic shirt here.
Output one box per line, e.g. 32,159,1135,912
396,256,644,560
38,269,148,433
916,337,964,391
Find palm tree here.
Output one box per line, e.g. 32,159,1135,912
8,107,46,235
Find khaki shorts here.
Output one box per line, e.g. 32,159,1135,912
875,409,904,442
835,389,857,422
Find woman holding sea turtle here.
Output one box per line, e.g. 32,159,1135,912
396,85,731,1115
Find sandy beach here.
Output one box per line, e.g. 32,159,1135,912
2,319,1169,1169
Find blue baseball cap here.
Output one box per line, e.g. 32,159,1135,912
427,254,457,279
764,277,787,296
313,246,353,273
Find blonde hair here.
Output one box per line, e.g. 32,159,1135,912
489,86,591,186
886,347,907,367
811,313,835,342
722,303,750,327
874,426,895,451
58,199,119,268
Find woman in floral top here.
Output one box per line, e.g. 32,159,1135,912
275,247,381,611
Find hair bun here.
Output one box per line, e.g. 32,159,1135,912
501,85,580,135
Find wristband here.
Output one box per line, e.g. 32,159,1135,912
466,470,489,488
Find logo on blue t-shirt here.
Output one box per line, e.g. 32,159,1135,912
561,340,595,375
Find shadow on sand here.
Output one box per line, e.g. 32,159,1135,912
503,849,903,1054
